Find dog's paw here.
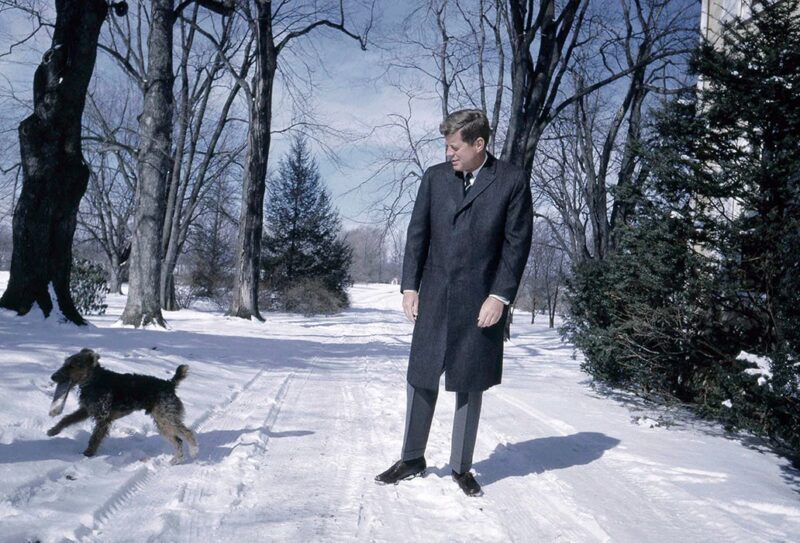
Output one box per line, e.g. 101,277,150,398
189,443,199,458
47,426,60,436
169,455,184,465
82,449,96,457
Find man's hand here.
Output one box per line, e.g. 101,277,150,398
477,296,504,328
402,291,419,322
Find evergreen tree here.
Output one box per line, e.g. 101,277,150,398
262,136,352,312
690,0,800,389
566,0,800,454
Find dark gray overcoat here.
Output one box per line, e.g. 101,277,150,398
401,154,533,392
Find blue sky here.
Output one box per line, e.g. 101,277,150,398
268,1,444,228
0,1,444,230
2,0,700,229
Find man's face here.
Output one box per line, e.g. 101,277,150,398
445,130,485,173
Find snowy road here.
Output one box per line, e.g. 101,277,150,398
1,280,799,542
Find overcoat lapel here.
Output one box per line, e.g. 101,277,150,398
448,170,464,208
456,154,498,215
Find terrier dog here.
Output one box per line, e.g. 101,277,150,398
47,348,198,464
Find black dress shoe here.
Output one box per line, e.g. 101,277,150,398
375,458,427,484
452,470,482,496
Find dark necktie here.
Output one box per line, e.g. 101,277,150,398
463,172,474,196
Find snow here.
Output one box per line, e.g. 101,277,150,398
1,272,799,542
738,350,773,379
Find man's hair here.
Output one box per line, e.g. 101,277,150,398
439,109,491,145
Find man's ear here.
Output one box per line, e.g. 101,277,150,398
474,137,486,152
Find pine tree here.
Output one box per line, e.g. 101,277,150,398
262,136,352,312
566,0,800,454
690,0,800,388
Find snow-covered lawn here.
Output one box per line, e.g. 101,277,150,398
1,273,798,542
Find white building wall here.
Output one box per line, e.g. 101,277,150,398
702,0,752,43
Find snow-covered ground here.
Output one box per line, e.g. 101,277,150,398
1,273,798,543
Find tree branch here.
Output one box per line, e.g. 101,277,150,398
277,18,368,53
174,0,233,19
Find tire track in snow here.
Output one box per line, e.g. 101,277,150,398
189,365,273,431
178,371,299,542
73,465,153,541
68,368,296,542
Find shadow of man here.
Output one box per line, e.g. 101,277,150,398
473,432,620,486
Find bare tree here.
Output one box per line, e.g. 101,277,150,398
373,0,695,226
344,225,391,283
183,167,238,308
499,0,588,174
518,219,568,327
96,0,250,310
77,85,140,293
360,0,583,240
0,0,110,324
221,0,371,320
531,116,590,264
0,222,12,269
519,220,545,322
119,0,232,327
541,242,565,328
534,0,697,263
160,9,250,310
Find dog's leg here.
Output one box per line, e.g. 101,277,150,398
153,411,185,465
84,419,111,457
176,422,199,458
165,433,185,465
47,407,89,436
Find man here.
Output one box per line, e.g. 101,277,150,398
375,109,533,496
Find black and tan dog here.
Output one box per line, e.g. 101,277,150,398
47,348,198,464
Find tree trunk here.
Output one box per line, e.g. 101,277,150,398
160,10,193,311
162,272,177,310
228,2,276,321
0,0,108,325
609,72,648,251
500,0,584,179
548,284,559,328
120,0,174,327
107,252,122,294
161,12,242,311
504,305,514,341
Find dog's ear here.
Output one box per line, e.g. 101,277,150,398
77,348,99,365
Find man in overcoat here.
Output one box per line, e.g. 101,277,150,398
375,109,533,496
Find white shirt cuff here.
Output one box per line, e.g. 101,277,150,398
489,294,510,305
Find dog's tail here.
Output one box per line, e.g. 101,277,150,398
171,364,189,386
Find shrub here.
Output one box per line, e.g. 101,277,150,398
278,277,349,315
70,258,110,316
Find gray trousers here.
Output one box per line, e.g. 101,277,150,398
400,383,483,474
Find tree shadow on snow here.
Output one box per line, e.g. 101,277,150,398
0,427,314,465
471,432,621,487
585,381,800,495
780,462,800,496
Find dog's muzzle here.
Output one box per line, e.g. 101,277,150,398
49,369,73,417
